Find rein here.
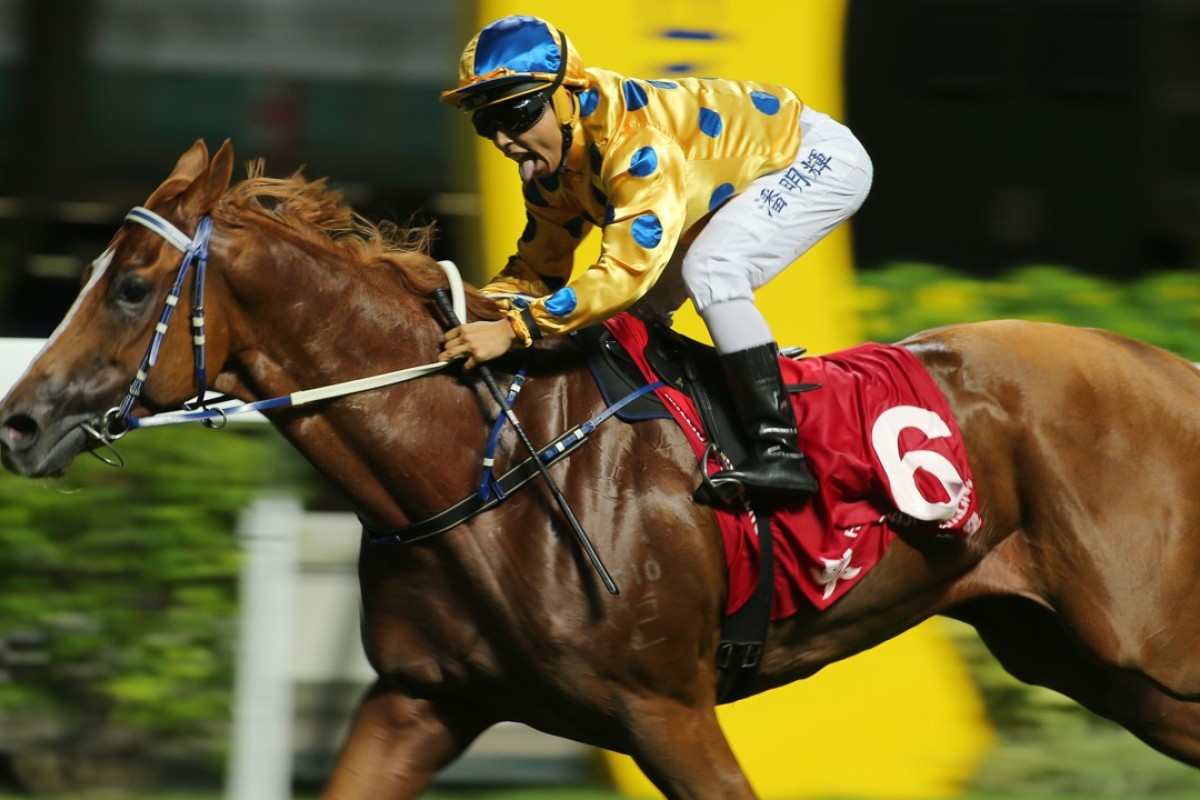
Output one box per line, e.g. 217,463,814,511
82,205,467,466
79,205,659,555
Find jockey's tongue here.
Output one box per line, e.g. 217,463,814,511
520,158,536,183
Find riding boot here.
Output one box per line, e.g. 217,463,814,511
708,343,818,501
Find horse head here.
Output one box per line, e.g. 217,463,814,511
0,140,235,477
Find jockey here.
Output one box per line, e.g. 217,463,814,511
438,14,873,501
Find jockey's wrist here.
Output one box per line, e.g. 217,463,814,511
506,310,534,348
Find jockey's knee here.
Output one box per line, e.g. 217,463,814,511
680,253,755,312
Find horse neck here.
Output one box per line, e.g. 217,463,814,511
213,222,482,527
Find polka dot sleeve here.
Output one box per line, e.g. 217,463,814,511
482,188,591,302
523,127,687,338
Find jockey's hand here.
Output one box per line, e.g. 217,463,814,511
439,319,517,370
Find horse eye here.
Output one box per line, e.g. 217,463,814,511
113,275,151,306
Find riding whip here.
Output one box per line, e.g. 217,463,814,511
431,288,619,595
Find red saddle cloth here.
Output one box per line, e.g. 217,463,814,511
603,314,983,618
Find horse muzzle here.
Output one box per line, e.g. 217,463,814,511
0,404,96,478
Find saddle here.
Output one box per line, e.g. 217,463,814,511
574,321,818,488
573,320,819,703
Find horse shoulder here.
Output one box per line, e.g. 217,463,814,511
389,351,729,703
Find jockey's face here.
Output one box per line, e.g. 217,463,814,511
486,98,563,182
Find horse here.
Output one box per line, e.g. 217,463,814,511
4,139,1200,799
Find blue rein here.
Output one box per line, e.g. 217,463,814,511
82,206,663,516
82,203,669,552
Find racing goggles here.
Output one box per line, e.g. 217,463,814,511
471,91,551,139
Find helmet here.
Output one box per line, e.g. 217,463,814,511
441,15,588,116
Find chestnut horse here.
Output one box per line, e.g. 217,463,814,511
4,140,1200,799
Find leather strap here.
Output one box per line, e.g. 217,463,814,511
715,504,774,704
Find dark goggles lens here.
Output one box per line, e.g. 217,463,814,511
471,92,550,139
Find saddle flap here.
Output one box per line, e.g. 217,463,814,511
640,323,750,466
574,325,672,421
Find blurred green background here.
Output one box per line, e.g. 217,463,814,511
1,0,1199,798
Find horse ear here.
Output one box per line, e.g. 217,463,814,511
176,139,234,215
204,140,235,206
143,139,212,208
172,139,211,181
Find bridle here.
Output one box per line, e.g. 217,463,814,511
80,206,213,463
79,203,642,592
81,205,466,466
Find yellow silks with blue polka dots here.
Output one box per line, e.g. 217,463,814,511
483,67,803,338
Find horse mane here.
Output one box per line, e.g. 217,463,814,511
215,160,502,321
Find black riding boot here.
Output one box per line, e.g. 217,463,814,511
708,343,818,501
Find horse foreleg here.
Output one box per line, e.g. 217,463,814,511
621,698,756,799
322,680,485,800
956,597,1200,767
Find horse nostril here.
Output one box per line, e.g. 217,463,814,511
1,413,40,450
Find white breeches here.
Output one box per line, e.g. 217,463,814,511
683,105,874,311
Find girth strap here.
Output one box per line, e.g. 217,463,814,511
364,379,663,545
715,504,774,704
364,427,589,544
